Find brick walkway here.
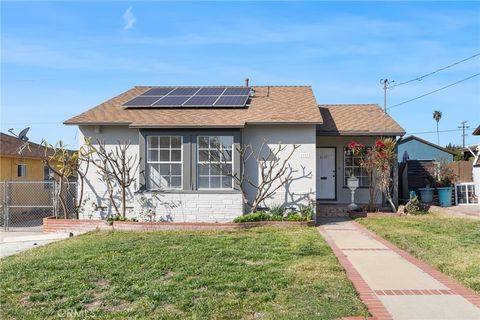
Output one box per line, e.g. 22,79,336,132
318,218,480,320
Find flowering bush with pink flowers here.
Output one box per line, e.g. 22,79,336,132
346,138,396,212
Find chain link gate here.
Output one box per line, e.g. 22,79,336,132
0,181,77,231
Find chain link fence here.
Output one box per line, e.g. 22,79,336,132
0,181,77,231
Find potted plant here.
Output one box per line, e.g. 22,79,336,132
418,169,435,204
434,160,457,207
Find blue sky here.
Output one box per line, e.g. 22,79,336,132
1,1,479,148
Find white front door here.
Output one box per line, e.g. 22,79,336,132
316,148,336,199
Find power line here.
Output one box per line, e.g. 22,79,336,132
407,128,463,135
387,73,480,110
388,53,480,89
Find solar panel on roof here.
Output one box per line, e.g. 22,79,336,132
153,96,190,106
184,96,219,106
169,87,201,95
141,88,174,96
123,96,162,106
223,87,250,95
214,95,249,106
123,86,251,108
196,87,226,95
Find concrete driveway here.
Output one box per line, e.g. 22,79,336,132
431,205,480,220
0,231,71,258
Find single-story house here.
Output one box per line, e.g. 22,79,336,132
0,132,53,181
397,135,455,163
65,85,405,222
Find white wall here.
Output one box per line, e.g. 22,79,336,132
79,124,316,221
78,125,243,222
242,124,317,210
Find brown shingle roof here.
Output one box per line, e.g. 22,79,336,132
317,104,405,136
64,86,323,127
0,133,51,159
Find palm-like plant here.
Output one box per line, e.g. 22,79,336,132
433,110,442,145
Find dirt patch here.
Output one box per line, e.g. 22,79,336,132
84,278,110,311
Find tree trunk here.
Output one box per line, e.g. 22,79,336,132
121,186,126,218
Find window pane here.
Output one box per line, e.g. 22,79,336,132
171,164,181,175
148,149,158,162
222,136,233,148
171,150,181,161
222,149,232,161
160,150,170,161
160,175,170,187
210,136,220,149
149,164,161,189
210,176,221,188
160,164,170,175
171,176,181,189
360,177,369,186
171,136,181,148
199,176,209,188
148,136,159,148
222,176,232,188
345,168,352,177
160,136,170,148
199,164,209,175
345,157,352,166
223,164,232,175
199,150,209,161
198,136,209,148
209,150,221,162
211,165,222,176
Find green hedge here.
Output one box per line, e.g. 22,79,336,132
234,205,314,223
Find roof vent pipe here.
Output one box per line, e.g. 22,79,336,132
245,78,249,87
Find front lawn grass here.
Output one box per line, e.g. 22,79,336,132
0,226,368,319
357,214,480,293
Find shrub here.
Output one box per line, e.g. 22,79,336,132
106,215,138,225
233,212,273,223
269,204,285,219
404,196,429,215
285,211,304,221
234,203,315,223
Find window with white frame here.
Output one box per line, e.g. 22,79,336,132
147,136,182,190
197,136,233,189
17,164,27,177
344,147,371,187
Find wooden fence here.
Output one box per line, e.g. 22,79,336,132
449,161,473,182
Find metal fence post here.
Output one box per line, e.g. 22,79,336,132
5,181,9,231
53,180,57,218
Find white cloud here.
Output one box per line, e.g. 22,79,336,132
123,6,136,31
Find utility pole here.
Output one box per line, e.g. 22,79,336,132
380,79,394,113
459,121,470,148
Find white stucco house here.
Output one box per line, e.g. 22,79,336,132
65,85,405,222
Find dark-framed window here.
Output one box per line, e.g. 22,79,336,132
344,147,371,187
197,135,233,189
139,129,241,192
146,136,183,190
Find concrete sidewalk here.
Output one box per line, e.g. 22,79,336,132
0,231,71,258
318,219,480,320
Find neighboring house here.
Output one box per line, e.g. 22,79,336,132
65,85,405,222
397,135,455,163
473,125,480,136
0,133,54,181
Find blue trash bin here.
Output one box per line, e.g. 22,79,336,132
437,187,453,207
